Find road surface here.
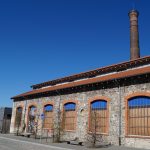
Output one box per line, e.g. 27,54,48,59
0,135,145,150
0,136,74,150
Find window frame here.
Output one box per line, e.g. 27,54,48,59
43,103,54,130
15,106,23,127
125,92,150,138
27,104,37,133
88,96,110,135
62,100,77,132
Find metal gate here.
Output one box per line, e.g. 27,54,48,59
1,119,11,133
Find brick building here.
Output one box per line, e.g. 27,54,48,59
10,10,150,149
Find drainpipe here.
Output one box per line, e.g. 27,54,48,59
56,90,61,113
56,90,61,122
118,83,122,146
23,97,27,132
115,79,122,145
56,90,62,142
116,80,122,146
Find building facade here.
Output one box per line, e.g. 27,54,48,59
10,10,150,149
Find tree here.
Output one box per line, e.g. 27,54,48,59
87,110,103,148
28,114,35,133
34,114,40,139
27,107,40,139
52,109,65,143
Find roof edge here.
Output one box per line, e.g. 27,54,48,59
31,56,150,89
12,65,150,100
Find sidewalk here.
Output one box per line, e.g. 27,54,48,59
0,134,145,150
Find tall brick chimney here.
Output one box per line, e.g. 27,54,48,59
129,10,140,60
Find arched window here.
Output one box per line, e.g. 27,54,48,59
63,103,76,131
127,96,150,136
15,107,22,127
90,100,107,133
28,105,37,132
43,104,53,129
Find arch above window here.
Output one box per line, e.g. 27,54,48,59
128,96,150,107
64,103,76,111
91,100,107,110
17,107,23,113
44,105,53,112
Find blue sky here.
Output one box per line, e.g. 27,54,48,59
0,0,150,107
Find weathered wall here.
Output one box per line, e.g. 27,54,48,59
10,82,150,149
0,107,12,133
121,83,150,149
0,108,5,132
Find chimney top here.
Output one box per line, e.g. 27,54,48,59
129,9,139,16
129,9,140,60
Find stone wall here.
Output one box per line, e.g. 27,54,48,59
121,82,150,149
10,82,150,149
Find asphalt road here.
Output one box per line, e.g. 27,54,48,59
0,136,74,150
